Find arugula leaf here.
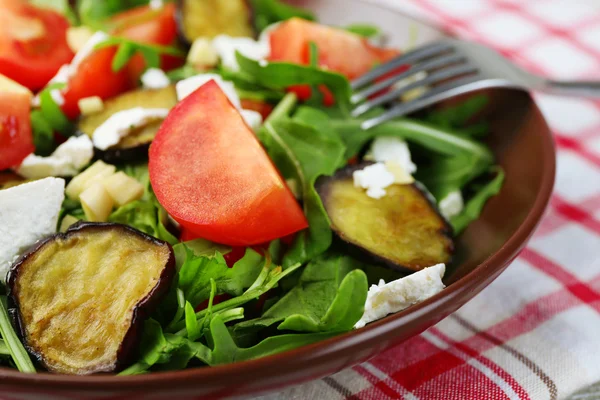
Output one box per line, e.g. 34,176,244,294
260,107,345,268
77,0,150,29
235,53,352,113
206,316,337,365
247,253,368,333
0,297,35,373
95,37,184,73
38,85,74,137
176,247,264,308
31,0,78,24
250,0,315,32
344,24,381,38
426,94,489,136
30,111,56,156
450,167,505,234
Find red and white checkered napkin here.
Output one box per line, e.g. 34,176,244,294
260,1,600,399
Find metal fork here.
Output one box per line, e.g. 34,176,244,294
351,38,600,130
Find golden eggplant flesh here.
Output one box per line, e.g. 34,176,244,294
8,222,175,375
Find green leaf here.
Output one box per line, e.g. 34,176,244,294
250,0,315,32
235,53,352,113
450,167,505,234
260,116,345,268
30,110,56,156
38,86,73,136
95,37,184,73
206,316,337,365
260,253,368,332
426,94,489,134
184,301,201,342
0,297,35,373
31,0,78,25
173,239,231,270
111,42,136,72
344,24,381,38
77,0,151,29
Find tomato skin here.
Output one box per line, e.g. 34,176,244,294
0,90,33,170
149,80,308,246
0,0,73,91
240,99,275,120
61,47,132,120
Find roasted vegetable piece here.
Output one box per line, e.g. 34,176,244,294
317,164,453,272
7,222,175,375
77,86,178,162
177,0,254,43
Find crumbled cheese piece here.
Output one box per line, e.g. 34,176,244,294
355,264,446,329
241,109,263,131
0,178,65,282
18,136,94,179
353,162,395,199
49,89,64,106
367,136,416,174
66,26,94,53
78,96,104,115
141,68,171,89
176,74,240,107
92,107,170,150
439,190,464,220
149,0,163,10
212,34,270,72
187,38,219,67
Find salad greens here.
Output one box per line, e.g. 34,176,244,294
250,0,316,32
95,38,184,73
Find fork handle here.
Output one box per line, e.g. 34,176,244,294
543,80,600,98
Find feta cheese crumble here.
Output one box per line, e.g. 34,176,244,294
0,178,65,282
354,263,446,329
149,0,163,9
367,136,416,174
18,136,94,179
141,68,171,89
50,31,110,85
212,34,271,72
92,108,170,150
439,190,464,220
353,162,395,199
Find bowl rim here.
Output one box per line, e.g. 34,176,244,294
0,1,556,392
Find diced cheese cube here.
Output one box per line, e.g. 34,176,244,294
102,172,144,206
80,183,114,222
187,38,219,67
78,96,104,116
59,215,80,232
439,190,464,220
66,160,116,200
141,68,171,89
0,178,65,282
354,264,446,329
0,73,32,98
66,26,95,54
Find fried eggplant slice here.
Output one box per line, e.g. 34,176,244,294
177,0,254,44
318,164,453,272
7,222,175,375
77,86,178,162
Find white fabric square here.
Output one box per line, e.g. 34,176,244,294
577,24,600,52
530,224,600,281
428,0,488,18
535,95,600,136
553,151,600,202
527,0,598,28
524,38,596,78
471,12,543,47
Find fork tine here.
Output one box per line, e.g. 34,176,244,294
351,53,466,104
351,41,455,90
351,63,478,117
360,75,483,130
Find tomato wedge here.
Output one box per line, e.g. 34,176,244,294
0,77,33,170
149,80,308,246
0,0,73,91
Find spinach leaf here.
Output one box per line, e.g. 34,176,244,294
258,253,368,332
30,111,56,157
250,0,315,32
38,84,74,137
260,109,345,267
344,24,381,38
426,94,489,135
451,167,505,234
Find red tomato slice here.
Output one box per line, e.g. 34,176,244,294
149,80,308,246
269,18,399,80
110,3,182,84
0,0,73,91
0,89,33,170
240,99,275,120
61,47,132,120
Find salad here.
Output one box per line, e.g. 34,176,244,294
0,0,504,375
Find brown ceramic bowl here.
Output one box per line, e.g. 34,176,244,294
0,1,555,398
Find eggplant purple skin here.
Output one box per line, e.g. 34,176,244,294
92,141,151,164
316,162,454,274
6,222,176,374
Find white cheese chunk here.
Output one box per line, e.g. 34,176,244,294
141,68,171,89
0,178,65,282
354,264,446,329
439,190,464,220
353,162,395,199
176,74,240,107
367,136,417,174
212,34,270,72
92,107,170,150
18,136,94,179
188,38,219,67
240,109,263,131
78,96,104,115
66,26,94,53
149,0,163,9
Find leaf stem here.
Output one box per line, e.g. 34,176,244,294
0,297,35,373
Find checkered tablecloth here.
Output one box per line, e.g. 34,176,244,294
259,1,600,399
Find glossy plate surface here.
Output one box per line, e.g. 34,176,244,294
0,1,555,398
